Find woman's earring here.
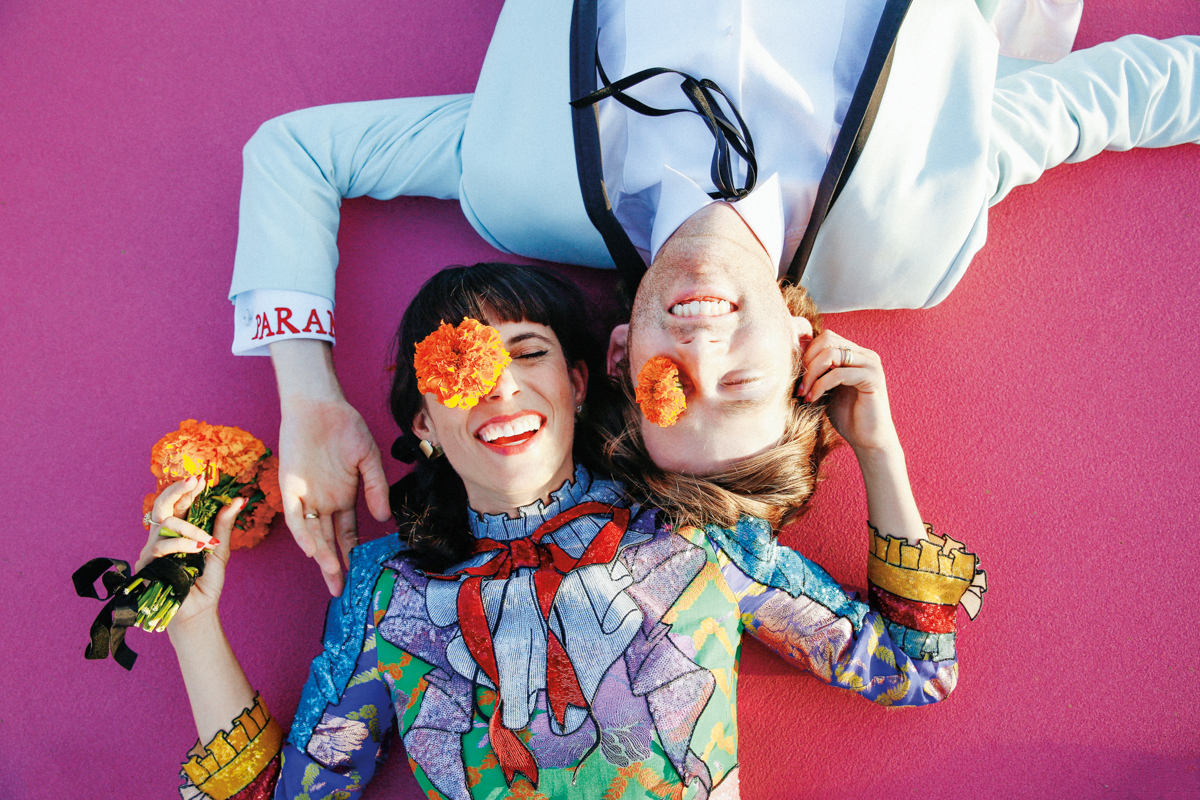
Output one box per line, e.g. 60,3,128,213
576,404,583,414
418,440,444,459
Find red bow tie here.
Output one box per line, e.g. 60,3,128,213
428,501,631,787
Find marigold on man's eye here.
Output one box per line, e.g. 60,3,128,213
635,356,687,426
414,318,512,409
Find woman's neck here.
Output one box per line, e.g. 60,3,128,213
462,457,578,518
467,463,595,541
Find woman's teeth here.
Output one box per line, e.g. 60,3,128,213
670,299,732,317
478,415,542,443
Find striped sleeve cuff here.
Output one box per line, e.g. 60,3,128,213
181,693,283,800
232,289,335,356
866,524,987,653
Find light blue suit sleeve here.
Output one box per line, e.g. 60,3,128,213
229,95,472,302
989,35,1200,206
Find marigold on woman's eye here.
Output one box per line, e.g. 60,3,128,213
635,356,687,426
414,318,512,409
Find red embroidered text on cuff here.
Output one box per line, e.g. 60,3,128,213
232,290,336,356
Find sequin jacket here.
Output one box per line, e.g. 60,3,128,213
179,466,980,800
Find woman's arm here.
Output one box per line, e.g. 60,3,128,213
800,329,926,545
704,518,978,706
139,480,284,799
139,478,257,740
145,480,400,799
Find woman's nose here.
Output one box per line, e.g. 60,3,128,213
486,366,520,400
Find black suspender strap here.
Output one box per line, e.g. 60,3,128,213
569,0,647,294
785,0,915,285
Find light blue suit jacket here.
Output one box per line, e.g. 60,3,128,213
230,0,1198,312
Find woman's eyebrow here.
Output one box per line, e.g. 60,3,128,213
505,332,554,347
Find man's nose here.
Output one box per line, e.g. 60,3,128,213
672,336,725,399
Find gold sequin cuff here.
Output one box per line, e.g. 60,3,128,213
182,693,283,800
868,524,987,620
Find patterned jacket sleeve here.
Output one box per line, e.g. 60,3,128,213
177,536,404,800
705,517,985,707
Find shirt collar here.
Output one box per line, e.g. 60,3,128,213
650,169,785,268
466,463,625,542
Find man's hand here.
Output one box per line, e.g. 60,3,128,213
271,339,392,595
799,330,898,455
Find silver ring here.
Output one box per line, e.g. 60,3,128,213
304,512,320,520
842,347,854,367
143,511,158,527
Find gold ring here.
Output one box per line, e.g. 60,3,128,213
842,347,854,367
304,512,320,520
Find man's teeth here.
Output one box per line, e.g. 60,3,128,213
670,299,732,317
479,416,542,443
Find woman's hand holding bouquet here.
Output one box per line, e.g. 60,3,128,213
137,477,244,630
72,421,282,670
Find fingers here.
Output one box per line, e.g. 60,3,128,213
334,509,358,571
310,531,347,597
360,447,393,523
135,497,235,571
281,487,317,559
151,476,201,526
800,331,881,402
208,498,245,561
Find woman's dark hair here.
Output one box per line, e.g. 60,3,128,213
388,262,611,571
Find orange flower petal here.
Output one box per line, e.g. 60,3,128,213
414,318,512,408
635,356,687,427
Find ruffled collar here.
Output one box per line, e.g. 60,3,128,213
466,463,623,542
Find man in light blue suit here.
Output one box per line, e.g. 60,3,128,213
229,0,1199,593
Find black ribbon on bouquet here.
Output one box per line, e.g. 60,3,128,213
72,553,201,671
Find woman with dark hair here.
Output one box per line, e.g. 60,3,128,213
140,262,981,800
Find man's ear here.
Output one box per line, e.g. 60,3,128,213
411,408,435,445
607,324,630,377
791,315,814,350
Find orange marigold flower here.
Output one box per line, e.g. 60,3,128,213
142,492,157,530
147,421,282,548
414,318,512,409
151,420,267,484
231,500,276,550
635,356,687,426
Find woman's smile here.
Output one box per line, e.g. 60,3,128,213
475,411,545,452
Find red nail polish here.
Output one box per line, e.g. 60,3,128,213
196,540,205,549
209,538,219,546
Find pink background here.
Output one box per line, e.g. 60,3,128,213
2,1,1197,797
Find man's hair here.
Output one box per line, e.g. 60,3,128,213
601,282,838,531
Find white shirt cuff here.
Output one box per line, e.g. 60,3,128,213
232,289,336,356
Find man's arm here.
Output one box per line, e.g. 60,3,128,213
270,339,389,596
231,96,472,592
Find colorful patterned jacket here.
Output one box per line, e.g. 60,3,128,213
179,467,982,800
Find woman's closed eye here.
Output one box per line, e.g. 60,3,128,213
512,349,549,360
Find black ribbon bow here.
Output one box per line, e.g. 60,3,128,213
72,553,202,671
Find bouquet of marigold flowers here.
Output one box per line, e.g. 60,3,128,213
72,420,282,670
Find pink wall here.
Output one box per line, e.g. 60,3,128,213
2,1,1197,797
